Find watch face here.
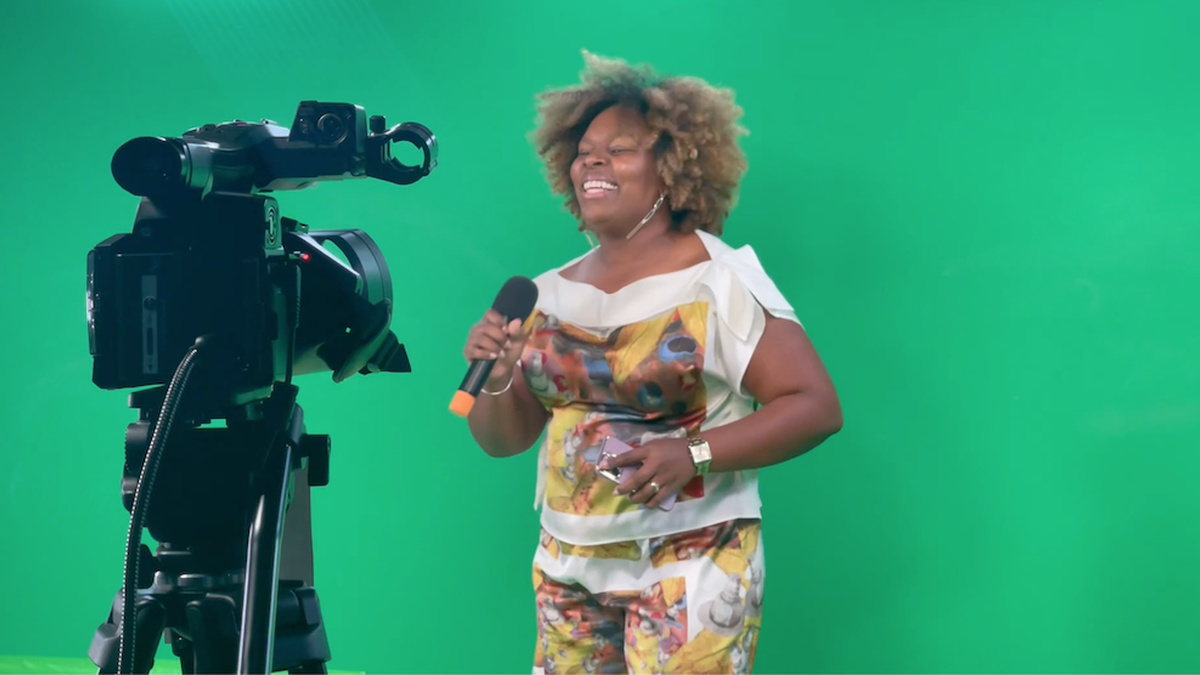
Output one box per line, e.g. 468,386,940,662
689,439,712,467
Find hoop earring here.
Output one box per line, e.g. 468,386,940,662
625,192,666,242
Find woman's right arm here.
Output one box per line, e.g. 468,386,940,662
463,310,550,457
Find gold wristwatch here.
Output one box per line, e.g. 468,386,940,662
687,433,712,475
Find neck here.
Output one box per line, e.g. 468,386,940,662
590,210,675,265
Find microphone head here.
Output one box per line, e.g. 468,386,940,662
491,275,539,323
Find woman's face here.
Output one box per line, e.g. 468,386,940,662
570,104,663,236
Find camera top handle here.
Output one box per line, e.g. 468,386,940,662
366,115,437,186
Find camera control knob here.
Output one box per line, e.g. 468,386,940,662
315,113,346,144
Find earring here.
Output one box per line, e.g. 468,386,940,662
625,192,667,241
578,222,598,249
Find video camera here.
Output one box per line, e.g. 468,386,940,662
85,101,437,675
87,99,436,402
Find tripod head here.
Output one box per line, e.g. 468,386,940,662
87,100,436,410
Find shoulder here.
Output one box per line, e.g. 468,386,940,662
695,231,772,279
694,231,801,330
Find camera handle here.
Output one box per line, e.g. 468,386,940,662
365,116,437,186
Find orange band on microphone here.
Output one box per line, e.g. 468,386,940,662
449,390,476,418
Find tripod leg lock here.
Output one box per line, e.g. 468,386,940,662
300,434,330,487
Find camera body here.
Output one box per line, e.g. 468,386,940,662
88,192,290,399
86,101,434,407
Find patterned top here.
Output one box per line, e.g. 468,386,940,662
519,230,801,546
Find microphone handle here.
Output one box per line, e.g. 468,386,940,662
459,358,497,396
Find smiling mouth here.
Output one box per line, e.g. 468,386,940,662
581,179,617,198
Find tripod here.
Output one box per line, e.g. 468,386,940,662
88,382,332,674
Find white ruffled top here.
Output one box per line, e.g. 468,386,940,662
520,230,801,545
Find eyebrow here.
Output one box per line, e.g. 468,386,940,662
579,132,640,146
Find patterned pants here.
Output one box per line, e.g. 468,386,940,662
532,518,764,674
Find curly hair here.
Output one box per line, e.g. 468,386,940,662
530,50,748,236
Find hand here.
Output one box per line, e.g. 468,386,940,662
462,310,527,390
600,438,696,510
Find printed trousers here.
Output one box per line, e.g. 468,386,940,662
532,518,764,674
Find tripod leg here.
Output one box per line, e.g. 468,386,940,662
167,631,195,674
89,591,166,674
273,582,331,674
186,593,240,674
237,427,297,674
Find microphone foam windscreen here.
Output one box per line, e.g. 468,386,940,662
492,276,539,322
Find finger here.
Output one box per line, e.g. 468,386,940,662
647,474,685,507
645,489,662,510
467,339,502,359
629,477,663,505
468,326,509,353
615,462,655,497
466,347,499,363
471,334,504,350
469,333,511,357
508,322,531,347
600,446,648,471
483,309,505,326
507,318,524,336
476,322,510,345
644,481,678,510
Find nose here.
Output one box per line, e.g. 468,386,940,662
583,152,607,166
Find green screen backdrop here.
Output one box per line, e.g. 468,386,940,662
1,0,1197,672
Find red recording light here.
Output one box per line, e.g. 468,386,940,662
299,253,311,263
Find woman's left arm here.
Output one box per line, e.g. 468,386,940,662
605,312,843,506
703,313,843,472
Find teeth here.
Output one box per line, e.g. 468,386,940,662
583,180,617,191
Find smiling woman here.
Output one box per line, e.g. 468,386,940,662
458,50,843,674
572,105,668,246
533,50,748,241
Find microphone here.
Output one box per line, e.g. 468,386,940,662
449,275,539,417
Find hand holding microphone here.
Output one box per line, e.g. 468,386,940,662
449,276,538,417
465,310,527,386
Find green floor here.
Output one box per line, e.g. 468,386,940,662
0,656,167,674
0,656,362,674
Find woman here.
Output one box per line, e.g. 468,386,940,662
462,51,842,674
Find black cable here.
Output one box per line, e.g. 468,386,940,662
116,339,204,674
